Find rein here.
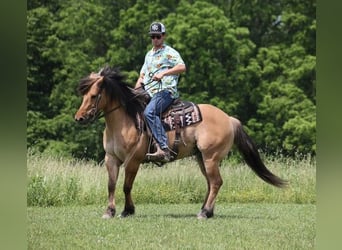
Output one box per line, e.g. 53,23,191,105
91,104,122,122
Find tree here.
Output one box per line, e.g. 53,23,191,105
27,0,316,160
247,81,315,155
228,0,283,47
164,1,255,117
27,1,113,159
27,7,57,114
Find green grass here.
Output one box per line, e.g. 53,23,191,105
27,152,316,206
27,153,316,249
27,203,315,249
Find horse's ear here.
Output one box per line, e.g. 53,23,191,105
92,76,104,89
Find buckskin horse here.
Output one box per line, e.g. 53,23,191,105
74,66,287,219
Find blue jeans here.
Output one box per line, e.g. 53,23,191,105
144,90,174,149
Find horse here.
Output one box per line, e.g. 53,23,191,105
74,66,287,219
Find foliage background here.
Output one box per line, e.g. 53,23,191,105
27,0,316,161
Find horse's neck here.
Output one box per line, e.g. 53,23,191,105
104,107,137,135
104,106,142,160
102,97,144,156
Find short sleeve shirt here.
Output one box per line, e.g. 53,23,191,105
140,44,185,98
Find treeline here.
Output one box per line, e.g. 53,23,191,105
27,0,316,161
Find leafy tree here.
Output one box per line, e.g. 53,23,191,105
228,0,316,56
164,1,255,117
228,0,283,47
247,81,315,155
27,0,316,160
242,42,316,155
27,7,57,114
27,1,113,158
280,0,316,55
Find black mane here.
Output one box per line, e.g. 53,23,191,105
78,66,146,125
100,66,146,123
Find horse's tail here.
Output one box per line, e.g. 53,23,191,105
232,118,287,188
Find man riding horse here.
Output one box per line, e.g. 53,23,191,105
135,22,186,163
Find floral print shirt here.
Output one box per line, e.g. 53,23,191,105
140,44,185,98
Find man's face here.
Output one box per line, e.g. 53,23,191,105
150,33,164,47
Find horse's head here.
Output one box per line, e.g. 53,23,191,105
75,66,146,126
74,73,107,125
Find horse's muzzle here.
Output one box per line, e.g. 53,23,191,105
75,115,89,125
75,108,98,125
75,112,91,125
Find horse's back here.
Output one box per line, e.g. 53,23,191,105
197,103,236,127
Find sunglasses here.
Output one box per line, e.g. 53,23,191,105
150,34,162,39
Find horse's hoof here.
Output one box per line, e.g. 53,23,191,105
102,213,113,219
197,213,208,219
120,210,135,218
197,208,214,219
119,206,135,218
102,207,115,219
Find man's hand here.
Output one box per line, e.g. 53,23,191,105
135,74,145,89
152,72,164,81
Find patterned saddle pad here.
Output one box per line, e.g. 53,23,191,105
161,100,202,131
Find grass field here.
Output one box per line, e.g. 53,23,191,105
27,152,315,206
27,152,316,249
28,203,315,249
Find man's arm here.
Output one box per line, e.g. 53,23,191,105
153,64,186,81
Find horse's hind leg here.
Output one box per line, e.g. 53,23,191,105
197,155,223,219
196,154,210,209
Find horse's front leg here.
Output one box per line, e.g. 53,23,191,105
120,160,141,217
102,153,121,219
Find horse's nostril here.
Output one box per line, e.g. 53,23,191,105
75,116,83,122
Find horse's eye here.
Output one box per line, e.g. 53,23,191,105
91,95,97,100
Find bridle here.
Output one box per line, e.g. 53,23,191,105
86,91,122,123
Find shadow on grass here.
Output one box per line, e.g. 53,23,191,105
132,212,276,220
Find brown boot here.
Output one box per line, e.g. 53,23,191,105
146,145,170,162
